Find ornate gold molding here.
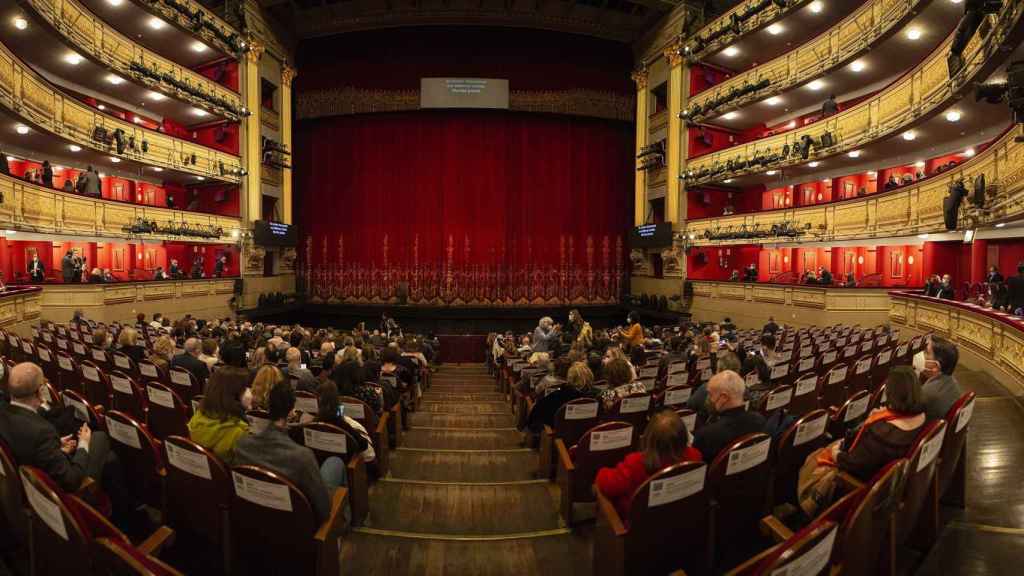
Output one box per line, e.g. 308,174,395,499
281,66,298,88
141,0,241,57
245,38,266,64
685,0,813,59
631,68,649,90
663,43,683,68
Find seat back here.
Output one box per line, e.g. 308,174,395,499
109,370,147,422
772,410,829,506
138,359,166,384
337,395,379,432
79,360,111,409
60,389,102,429
572,421,637,501
163,436,232,550
849,355,874,393
732,519,839,576
104,410,165,509
838,460,906,576
36,343,57,388
89,346,110,371
230,465,318,576
767,360,792,389
552,398,600,448
708,433,773,571
293,422,358,465
818,349,839,372
19,466,92,574
870,347,894,389
55,350,81,392
111,350,138,378
819,363,849,410
759,385,794,418
827,390,871,439
145,383,190,440
294,390,320,415
894,420,946,545
622,462,710,576
169,367,200,404
603,392,651,431
936,392,975,498
0,439,27,545
789,372,820,417
661,384,693,409
794,354,817,378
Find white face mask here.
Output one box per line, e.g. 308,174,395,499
912,350,927,376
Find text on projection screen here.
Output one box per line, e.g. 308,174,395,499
420,78,510,109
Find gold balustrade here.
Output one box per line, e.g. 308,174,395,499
23,0,242,119
684,124,1024,245
685,0,814,59
683,3,1022,185
688,0,922,116
0,173,241,242
37,278,237,324
0,39,242,183
135,0,242,57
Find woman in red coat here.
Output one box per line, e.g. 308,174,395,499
596,409,703,518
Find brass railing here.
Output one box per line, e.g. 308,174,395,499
135,0,243,57
0,39,242,182
685,0,814,60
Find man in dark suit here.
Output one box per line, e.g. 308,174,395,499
61,250,76,283
0,363,108,492
937,274,956,300
818,267,833,285
170,337,211,383
692,370,767,462
1008,263,1024,313
169,259,181,279
763,316,779,335
214,255,227,278
27,254,45,283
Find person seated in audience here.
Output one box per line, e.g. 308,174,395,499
145,335,173,374
102,269,115,282
918,336,963,421
721,317,737,333
152,267,167,281
987,265,1005,284
818,266,833,285
844,272,857,287
885,174,899,191
315,381,373,464
692,371,766,461
198,338,220,372
603,346,638,381
532,316,560,353
599,357,646,410
251,364,285,411
527,361,599,433
763,316,780,335
743,264,758,282
686,349,742,414
820,94,838,118
62,179,74,192
800,366,926,515
188,363,252,464
937,274,955,299
804,269,818,285
284,347,317,393
361,346,381,382
596,409,703,517
88,267,104,283
233,385,345,524
729,269,740,282
116,327,146,364
149,313,164,330
618,312,645,352
171,337,211,383
169,259,182,279
535,356,571,396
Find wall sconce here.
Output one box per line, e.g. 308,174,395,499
816,193,823,201
783,256,790,264
908,256,914,265
857,256,864,265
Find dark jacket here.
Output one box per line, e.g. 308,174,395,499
692,406,767,462
526,387,583,433
118,344,147,365
921,374,963,422
170,352,211,383
1008,275,1024,312
61,254,76,283
0,403,89,492
937,283,955,300
836,420,922,480
28,258,45,282
233,425,331,523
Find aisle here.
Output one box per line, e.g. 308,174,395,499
341,364,591,575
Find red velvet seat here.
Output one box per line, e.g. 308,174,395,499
728,518,839,576
758,384,794,419
109,370,147,422
707,433,773,572
290,422,369,527
338,395,391,477
557,421,637,526
145,383,190,441
168,367,201,404
818,363,850,411
602,392,651,432
771,410,829,506
539,397,600,480
56,350,81,393
827,390,871,440
111,350,139,380
788,372,821,417
104,410,166,511
79,360,112,411
849,354,874,394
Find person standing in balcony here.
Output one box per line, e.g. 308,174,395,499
41,161,53,188
818,267,833,285
937,274,955,300
1007,263,1024,314
28,254,45,283
820,95,838,118
0,150,8,176
60,250,76,283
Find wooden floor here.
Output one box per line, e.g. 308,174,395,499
342,364,593,576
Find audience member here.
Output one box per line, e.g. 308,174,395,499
251,364,284,410
315,381,373,463
1008,262,1024,313
531,317,560,353
937,274,955,299
170,337,211,382
692,371,766,461
920,336,963,420
116,327,146,364
149,335,175,373
199,338,220,372
284,347,317,393
763,316,779,335
187,366,252,464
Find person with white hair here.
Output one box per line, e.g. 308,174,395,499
532,316,561,353
692,370,766,461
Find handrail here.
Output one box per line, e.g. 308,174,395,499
682,2,1024,186
133,0,243,57
0,172,241,243
687,0,923,118
682,124,1023,245
684,0,815,60
0,38,242,183
22,0,242,119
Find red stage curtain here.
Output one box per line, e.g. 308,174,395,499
294,110,634,305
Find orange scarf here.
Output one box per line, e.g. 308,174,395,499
817,408,907,467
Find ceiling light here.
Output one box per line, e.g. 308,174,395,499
906,28,922,41
190,41,208,53
724,179,734,183
5,156,14,161
767,23,784,35
950,0,963,3
12,16,27,30
918,233,930,239
68,144,81,152
147,91,165,101
806,79,825,91
945,110,962,122
848,150,861,158
786,120,797,129
152,167,163,172
97,104,106,110
196,176,206,181
63,52,83,66
192,108,208,117
106,75,125,85
964,148,976,157
809,1,824,13
914,161,926,167
132,117,142,124
723,46,739,57
850,60,866,72
765,96,782,106
996,222,1006,228
231,229,240,239
767,170,778,175
723,111,739,120
808,161,820,168
902,130,917,141
867,171,878,177
110,157,121,163
106,0,123,5
14,124,29,135
147,17,165,30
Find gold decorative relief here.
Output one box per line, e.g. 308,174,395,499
791,289,827,309
181,282,210,297
956,314,994,353
889,299,907,322
719,284,747,301
0,302,16,325
103,287,138,304
915,305,951,333
752,286,786,304
143,285,176,301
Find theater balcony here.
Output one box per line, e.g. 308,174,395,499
4,0,243,123
685,0,963,130
681,3,1024,187
0,37,242,182
38,276,238,322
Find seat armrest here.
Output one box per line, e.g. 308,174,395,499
595,486,628,537
543,424,553,436
724,544,777,576
837,471,865,491
76,477,100,497
376,411,389,434
760,515,794,543
137,525,175,556
315,487,349,542
555,439,574,472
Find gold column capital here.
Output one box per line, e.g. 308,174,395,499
244,39,265,63
664,43,684,68
631,67,648,89
281,65,297,87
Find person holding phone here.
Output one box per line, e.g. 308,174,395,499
315,381,374,464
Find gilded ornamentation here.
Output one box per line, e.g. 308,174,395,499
629,249,651,275
281,66,297,87
956,315,994,352
631,68,648,89
915,306,951,333
280,247,297,271
143,285,176,301
791,289,826,309
246,244,267,272
719,284,747,301
104,287,138,304
752,286,785,304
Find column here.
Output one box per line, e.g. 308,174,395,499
970,239,988,284
632,68,648,226
241,40,265,225
280,65,296,225
665,45,684,228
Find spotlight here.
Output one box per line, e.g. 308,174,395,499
849,60,866,72
809,1,823,13
906,28,922,41
68,145,81,152
14,124,29,135
12,16,27,30
848,150,861,158
147,17,165,30
723,46,739,57
767,24,784,35
945,110,962,122
902,131,917,141
63,53,83,65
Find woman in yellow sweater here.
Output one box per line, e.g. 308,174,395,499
188,364,252,464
